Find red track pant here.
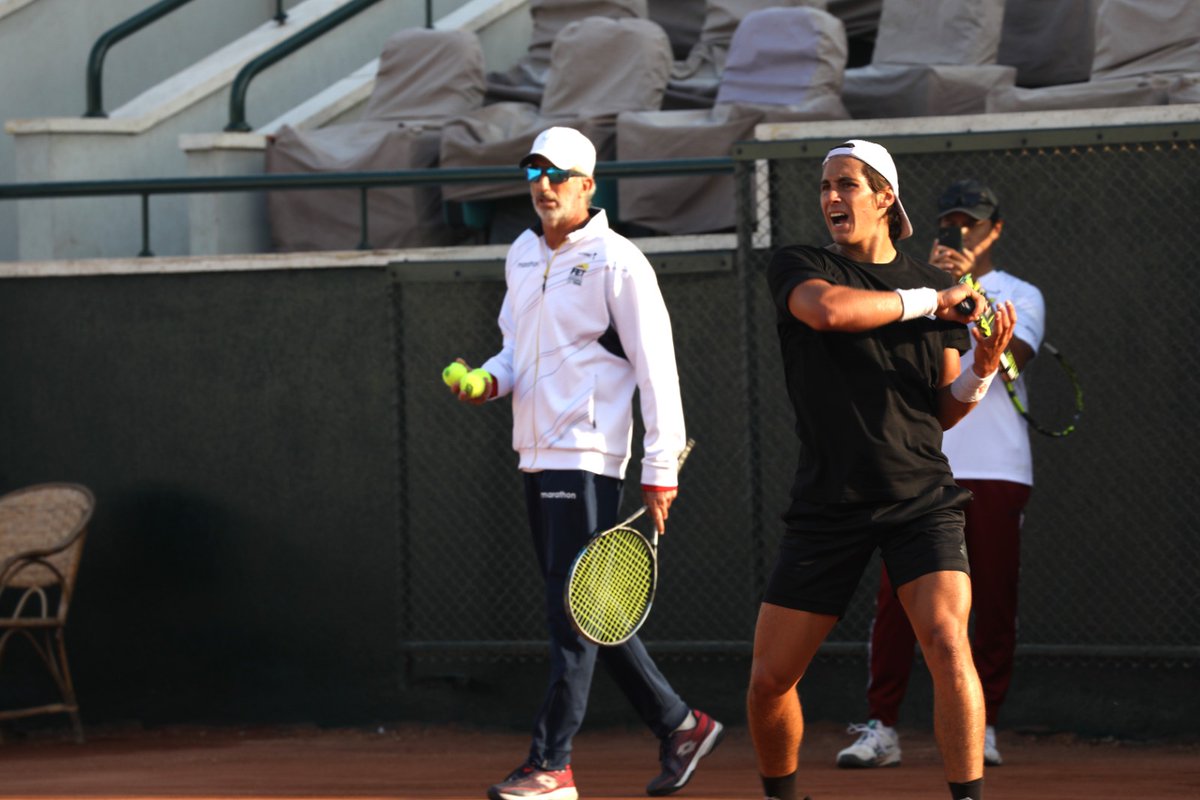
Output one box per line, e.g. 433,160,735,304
866,479,1031,727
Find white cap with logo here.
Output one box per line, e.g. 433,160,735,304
823,139,913,240
519,127,596,177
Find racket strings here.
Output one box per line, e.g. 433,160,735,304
567,528,653,644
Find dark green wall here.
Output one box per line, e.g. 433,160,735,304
0,268,399,724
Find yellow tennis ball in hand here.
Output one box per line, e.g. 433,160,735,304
442,361,468,387
461,369,491,399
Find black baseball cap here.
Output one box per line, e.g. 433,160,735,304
937,179,1000,220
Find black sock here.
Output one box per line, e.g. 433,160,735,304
761,771,797,800
949,777,983,800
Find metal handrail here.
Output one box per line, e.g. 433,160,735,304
225,0,386,133
0,158,735,257
84,0,290,119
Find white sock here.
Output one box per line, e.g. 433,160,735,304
672,711,697,734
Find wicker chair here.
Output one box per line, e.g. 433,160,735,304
0,483,94,742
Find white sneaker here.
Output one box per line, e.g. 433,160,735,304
984,725,1003,766
836,719,901,768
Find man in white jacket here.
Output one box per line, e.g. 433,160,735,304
447,126,722,800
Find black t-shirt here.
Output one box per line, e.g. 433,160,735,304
767,244,971,517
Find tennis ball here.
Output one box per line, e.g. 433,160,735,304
442,361,468,387
461,369,492,399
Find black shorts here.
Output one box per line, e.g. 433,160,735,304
763,485,972,617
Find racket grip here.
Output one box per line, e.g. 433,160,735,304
955,273,982,317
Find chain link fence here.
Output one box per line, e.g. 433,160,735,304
393,122,1200,679
736,126,1200,667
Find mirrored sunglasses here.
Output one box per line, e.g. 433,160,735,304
525,166,585,184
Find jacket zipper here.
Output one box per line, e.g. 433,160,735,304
531,239,560,468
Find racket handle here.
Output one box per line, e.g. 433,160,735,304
955,273,979,316
614,439,697,530
677,438,696,471
955,275,1018,379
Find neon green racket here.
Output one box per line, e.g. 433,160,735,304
564,439,695,646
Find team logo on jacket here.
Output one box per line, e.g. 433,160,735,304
568,262,589,286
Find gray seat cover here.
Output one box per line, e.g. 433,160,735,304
265,28,485,251
841,0,1016,118
486,0,648,104
988,0,1198,113
441,16,673,203
619,7,849,235
666,0,828,109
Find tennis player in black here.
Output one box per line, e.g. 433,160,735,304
746,140,1016,800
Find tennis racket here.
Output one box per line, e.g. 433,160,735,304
955,275,1082,436
564,439,695,646
956,274,1019,381
1005,342,1083,437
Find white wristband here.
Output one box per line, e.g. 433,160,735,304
896,288,939,321
950,366,997,404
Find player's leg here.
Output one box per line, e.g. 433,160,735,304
749,526,874,800
867,565,919,727
599,638,689,737
488,472,596,800
522,471,611,766
881,498,983,798
748,602,836,799
896,570,984,786
581,462,688,735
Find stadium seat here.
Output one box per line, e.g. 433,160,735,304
264,27,486,251
988,0,1199,112
665,0,829,110
485,0,648,105
997,0,1097,88
840,0,1016,118
0,484,94,743
617,6,849,235
648,0,706,60
439,15,673,208
825,0,883,67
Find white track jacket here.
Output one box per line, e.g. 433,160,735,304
481,209,686,487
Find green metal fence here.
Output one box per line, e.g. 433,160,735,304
733,124,1200,665
1,119,1196,735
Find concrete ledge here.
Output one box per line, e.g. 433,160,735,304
0,233,736,278
180,132,270,152
755,104,1200,142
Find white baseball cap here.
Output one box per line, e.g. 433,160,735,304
823,139,913,240
519,127,596,177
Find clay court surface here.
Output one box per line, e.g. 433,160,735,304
0,721,1197,799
